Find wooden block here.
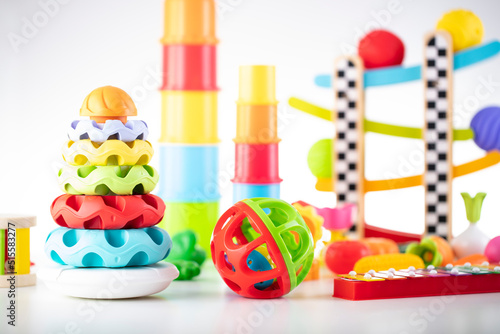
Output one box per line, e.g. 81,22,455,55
0,215,36,229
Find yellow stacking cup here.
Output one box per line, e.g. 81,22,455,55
159,91,219,144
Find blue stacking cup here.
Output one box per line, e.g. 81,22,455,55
233,183,280,203
157,144,220,202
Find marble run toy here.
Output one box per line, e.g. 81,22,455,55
333,264,500,301
39,86,178,299
289,9,500,241
0,215,36,288
233,66,282,202
211,198,314,298
158,0,220,255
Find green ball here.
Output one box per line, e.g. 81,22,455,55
307,139,333,178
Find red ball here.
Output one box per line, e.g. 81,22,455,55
324,241,371,274
358,30,405,69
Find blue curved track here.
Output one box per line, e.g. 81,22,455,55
315,40,500,88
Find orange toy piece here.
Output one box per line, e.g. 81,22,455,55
428,236,454,266
451,254,489,266
80,86,137,123
360,238,399,255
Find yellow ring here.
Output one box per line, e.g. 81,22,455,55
62,140,153,166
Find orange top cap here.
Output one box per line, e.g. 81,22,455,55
80,86,137,123
162,0,218,45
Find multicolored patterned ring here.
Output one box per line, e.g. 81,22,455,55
57,165,159,195
68,120,149,143
44,227,172,268
62,140,154,166
51,194,166,229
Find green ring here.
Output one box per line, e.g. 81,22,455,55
241,198,314,292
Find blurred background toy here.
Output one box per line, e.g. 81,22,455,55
436,9,484,51
485,236,500,263
289,8,500,244
158,0,220,255
451,192,490,259
358,30,405,69
0,215,36,288
406,236,454,267
211,198,313,298
233,65,282,202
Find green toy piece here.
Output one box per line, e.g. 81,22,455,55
168,230,206,266
461,192,486,223
405,238,442,267
171,260,201,281
307,139,332,179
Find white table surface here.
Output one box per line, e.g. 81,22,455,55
2,266,500,334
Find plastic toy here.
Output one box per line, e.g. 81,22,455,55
333,265,500,301
353,253,424,273
169,230,207,265
211,198,314,298
485,236,500,263
167,230,206,280
436,9,483,51
451,254,489,266
471,107,500,151
40,86,177,299
51,194,166,229
324,241,370,274
171,260,201,280
0,215,36,288
158,0,219,255
45,227,172,267
62,139,153,166
358,30,405,69
360,238,399,255
80,86,137,123
406,236,454,267
58,165,158,195
68,120,149,142
38,262,178,299
289,11,500,241
451,192,490,258
232,65,282,203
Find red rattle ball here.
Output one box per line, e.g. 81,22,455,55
211,198,314,299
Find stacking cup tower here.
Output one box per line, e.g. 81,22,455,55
42,86,178,299
233,66,282,202
158,0,220,254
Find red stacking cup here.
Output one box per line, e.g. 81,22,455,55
233,143,282,184
161,44,217,91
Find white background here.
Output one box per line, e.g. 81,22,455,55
1,0,500,269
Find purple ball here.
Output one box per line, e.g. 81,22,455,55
471,106,500,152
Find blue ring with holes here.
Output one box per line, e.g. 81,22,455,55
44,227,172,268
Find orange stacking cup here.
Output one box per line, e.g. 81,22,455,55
161,0,218,45
234,105,279,144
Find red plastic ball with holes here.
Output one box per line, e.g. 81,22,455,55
324,240,371,274
211,198,314,299
358,30,405,69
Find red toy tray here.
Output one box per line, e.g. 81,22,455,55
51,194,166,229
333,267,500,300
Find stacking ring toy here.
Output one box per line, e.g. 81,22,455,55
38,262,179,299
211,198,314,299
45,227,172,268
68,120,149,143
58,165,159,195
62,140,153,166
51,194,165,229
